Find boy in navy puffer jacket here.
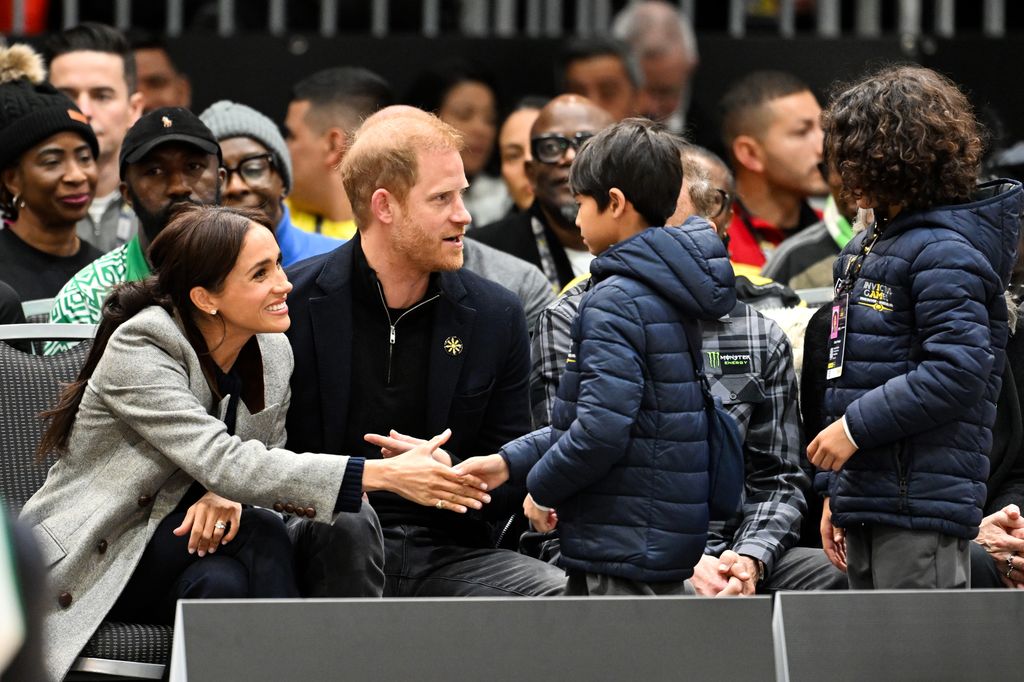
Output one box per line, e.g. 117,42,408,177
471,118,736,595
807,66,1023,589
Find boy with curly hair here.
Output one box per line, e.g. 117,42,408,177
807,65,1023,588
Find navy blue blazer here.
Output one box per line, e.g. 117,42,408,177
284,238,533,515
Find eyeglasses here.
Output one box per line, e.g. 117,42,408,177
223,154,275,186
530,132,595,164
710,189,733,219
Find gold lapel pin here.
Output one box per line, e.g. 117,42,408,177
443,336,463,356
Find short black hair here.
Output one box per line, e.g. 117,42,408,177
569,117,682,227
45,22,136,93
719,70,810,151
561,38,641,88
126,29,183,73
291,67,394,133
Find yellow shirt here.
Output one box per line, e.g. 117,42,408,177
285,199,357,240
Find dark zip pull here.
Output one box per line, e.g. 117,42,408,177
376,280,441,385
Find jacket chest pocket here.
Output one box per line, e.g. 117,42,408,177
30,522,68,568
710,372,767,406
235,402,285,445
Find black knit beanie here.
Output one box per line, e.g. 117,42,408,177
0,44,99,171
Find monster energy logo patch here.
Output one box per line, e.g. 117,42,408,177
704,350,720,369
721,352,752,374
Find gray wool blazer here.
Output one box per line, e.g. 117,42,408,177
19,306,349,681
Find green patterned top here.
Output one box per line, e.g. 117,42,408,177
45,236,151,355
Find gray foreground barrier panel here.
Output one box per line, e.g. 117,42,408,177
170,596,774,681
774,589,1024,681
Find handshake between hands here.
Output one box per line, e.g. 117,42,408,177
363,429,506,514
363,429,559,532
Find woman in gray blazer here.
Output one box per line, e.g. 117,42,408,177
20,205,490,681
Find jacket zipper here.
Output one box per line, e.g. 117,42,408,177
376,282,440,385
895,445,908,513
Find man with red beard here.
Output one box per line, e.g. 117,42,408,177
471,95,613,290
284,110,565,597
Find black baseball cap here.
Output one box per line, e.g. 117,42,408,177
119,106,221,178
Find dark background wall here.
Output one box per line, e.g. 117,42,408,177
156,34,1022,154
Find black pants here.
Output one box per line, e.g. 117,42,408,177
108,507,298,625
382,523,566,597
286,503,385,597
970,540,1008,588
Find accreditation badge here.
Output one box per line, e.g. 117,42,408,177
826,293,849,380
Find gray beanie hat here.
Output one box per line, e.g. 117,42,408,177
199,100,293,192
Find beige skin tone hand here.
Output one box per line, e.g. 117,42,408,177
690,552,756,596
361,430,491,513
523,493,557,533
820,497,848,572
807,419,857,471
976,504,1024,588
173,491,241,557
364,430,514,494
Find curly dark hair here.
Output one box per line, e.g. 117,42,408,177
822,65,985,213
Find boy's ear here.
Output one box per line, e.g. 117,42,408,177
607,188,627,218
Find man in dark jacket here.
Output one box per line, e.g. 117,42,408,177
470,95,612,291
284,109,564,596
808,66,1024,589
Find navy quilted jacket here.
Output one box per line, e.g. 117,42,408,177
502,219,736,581
822,180,1023,539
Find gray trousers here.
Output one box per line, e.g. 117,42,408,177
565,571,696,596
763,546,849,592
845,524,970,589
287,502,386,598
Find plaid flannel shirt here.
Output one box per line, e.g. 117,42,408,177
529,278,808,577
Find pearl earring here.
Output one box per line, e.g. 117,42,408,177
210,309,218,316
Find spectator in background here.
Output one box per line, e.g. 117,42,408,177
406,60,510,226
972,294,1024,588
682,143,802,310
611,0,699,135
46,107,223,354
561,39,641,123
762,164,859,289
284,67,393,241
0,44,102,301
0,280,25,326
675,143,733,236
719,71,827,269
128,31,191,113
472,95,613,291
46,23,143,253
200,100,339,267
498,97,548,214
